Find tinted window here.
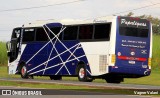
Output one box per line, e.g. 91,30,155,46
64,26,78,40
23,28,35,42
79,25,93,39
50,27,62,40
94,24,111,39
36,28,48,41
119,27,148,38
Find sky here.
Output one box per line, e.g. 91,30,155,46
0,0,160,41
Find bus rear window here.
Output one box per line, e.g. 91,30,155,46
119,27,148,38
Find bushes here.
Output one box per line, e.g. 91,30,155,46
0,42,7,66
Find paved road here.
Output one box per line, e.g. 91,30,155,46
0,78,160,98
0,78,160,89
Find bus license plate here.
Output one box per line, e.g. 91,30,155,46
129,61,135,64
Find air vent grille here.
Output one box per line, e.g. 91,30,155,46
99,55,107,72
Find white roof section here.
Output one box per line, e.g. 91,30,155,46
23,16,117,28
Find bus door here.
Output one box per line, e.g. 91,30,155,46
7,28,21,63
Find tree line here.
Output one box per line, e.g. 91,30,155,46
125,12,160,34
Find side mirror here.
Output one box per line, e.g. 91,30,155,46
6,38,18,52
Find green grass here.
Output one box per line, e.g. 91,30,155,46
123,70,160,85
152,35,160,70
0,80,91,89
0,80,139,95
1,66,160,86
0,41,7,66
0,66,160,96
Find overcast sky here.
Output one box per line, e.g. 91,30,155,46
0,0,160,41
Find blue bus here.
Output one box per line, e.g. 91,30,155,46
6,16,152,83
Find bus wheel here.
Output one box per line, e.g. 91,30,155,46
50,75,62,80
21,65,28,79
77,65,93,82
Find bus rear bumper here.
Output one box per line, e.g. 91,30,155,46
108,66,151,78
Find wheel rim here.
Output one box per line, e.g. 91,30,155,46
21,66,27,76
79,68,85,79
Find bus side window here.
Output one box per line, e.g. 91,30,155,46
94,24,111,40
36,28,48,41
79,25,93,40
50,27,62,40
22,28,35,42
63,26,78,40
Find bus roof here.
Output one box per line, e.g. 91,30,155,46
23,16,117,28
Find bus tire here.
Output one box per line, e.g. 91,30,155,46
20,65,28,79
50,75,62,80
77,65,93,82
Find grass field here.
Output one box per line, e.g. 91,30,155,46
0,66,160,96
152,35,160,70
0,42,7,66
0,80,137,95
0,65,160,86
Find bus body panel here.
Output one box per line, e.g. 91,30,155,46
149,23,152,69
109,17,152,76
108,18,117,66
80,41,110,76
18,40,92,76
7,16,152,80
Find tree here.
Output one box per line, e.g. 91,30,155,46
126,12,134,17
124,12,160,34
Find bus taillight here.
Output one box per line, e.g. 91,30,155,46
111,54,116,64
148,58,152,68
